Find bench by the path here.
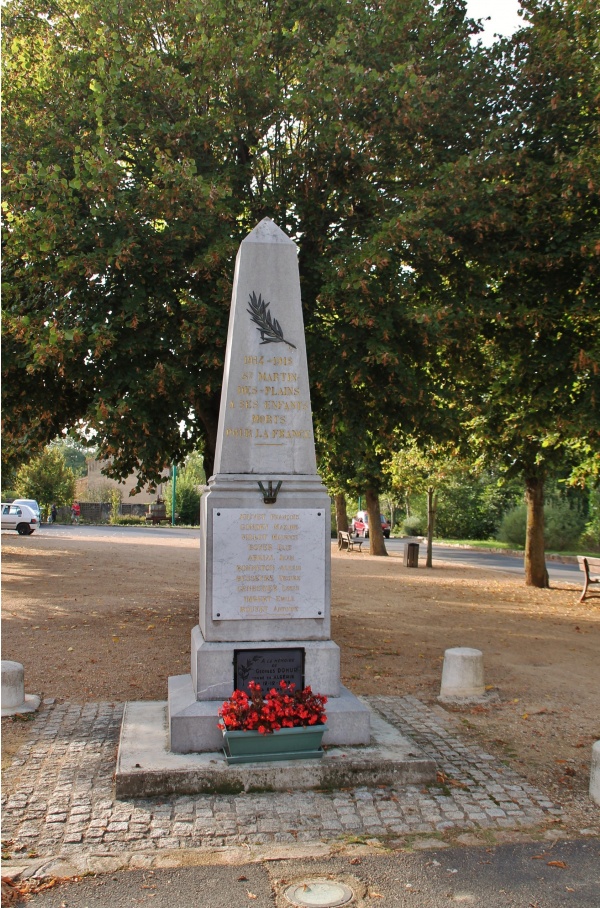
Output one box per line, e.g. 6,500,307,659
578,556,600,602
338,530,363,552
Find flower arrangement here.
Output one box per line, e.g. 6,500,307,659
218,680,327,735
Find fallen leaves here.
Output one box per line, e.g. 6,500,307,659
1,875,80,904
531,855,569,869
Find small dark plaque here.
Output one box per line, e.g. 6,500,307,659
234,648,305,694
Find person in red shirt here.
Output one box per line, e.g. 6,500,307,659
71,501,81,524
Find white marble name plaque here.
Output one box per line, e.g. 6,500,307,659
212,508,326,620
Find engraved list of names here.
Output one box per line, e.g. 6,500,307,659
212,509,325,620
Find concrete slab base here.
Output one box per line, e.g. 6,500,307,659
115,700,436,799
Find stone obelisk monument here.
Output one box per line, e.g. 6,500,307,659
168,218,370,752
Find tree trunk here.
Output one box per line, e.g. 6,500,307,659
405,492,411,518
426,485,437,568
366,487,387,556
334,492,350,535
198,396,220,480
525,475,549,588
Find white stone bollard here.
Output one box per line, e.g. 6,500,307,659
590,740,600,806
1,660,40,716
439,647,485,701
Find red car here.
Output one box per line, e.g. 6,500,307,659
351,511,391,539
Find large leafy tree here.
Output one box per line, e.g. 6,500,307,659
2,0,494,498
419,0,600,585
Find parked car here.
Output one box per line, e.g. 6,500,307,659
351,511,391,539
1,502,39,535
13,498,41,523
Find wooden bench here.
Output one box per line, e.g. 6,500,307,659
145,514,170,525
577,556,600,602
338,530,363,552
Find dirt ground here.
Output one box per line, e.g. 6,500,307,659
2,529,599,833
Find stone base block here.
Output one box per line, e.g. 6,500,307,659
190,628,341,701
168,673,370,754
116,698,436,798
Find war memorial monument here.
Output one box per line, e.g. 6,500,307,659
116,219,435,796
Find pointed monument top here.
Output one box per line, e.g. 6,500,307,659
244,218,295,245
213,217,316,476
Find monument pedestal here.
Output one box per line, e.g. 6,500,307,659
167,463,371,753
159,219,374,773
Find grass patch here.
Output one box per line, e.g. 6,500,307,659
435,538,517,551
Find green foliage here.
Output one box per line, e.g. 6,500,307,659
439,0,600,487
497,505,528,548
435,475,522,540
108,488,122,524
164,451,205,525
174,485,201,526
2,0,493,488
544,503,587,552
49,435,92,478
111,515,146,526
14,446,76,513
498,500,588,551
401,514,426,536
580,489,600,552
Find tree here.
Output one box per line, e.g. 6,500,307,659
2,0,496,499
49,435,92,478
14,447,76,515
387,440,463,566
422,0,600,585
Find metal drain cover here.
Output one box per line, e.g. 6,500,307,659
284,879,354,908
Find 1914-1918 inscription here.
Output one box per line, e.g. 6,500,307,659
234,647,304,694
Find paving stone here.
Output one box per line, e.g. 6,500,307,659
1,697,574,864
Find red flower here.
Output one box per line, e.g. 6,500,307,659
218,680,327,735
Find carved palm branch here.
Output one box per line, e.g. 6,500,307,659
247,291,296,348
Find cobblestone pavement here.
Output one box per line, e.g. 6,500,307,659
2,696,565,871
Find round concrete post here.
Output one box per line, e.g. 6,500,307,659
1,660,41,716
590,740,600,806
440,647,485,700
2,660,25,709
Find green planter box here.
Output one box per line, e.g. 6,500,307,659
223,725,327,764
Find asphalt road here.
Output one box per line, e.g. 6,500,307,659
35,524,581,587
22,839,600,906
384,538,580,587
